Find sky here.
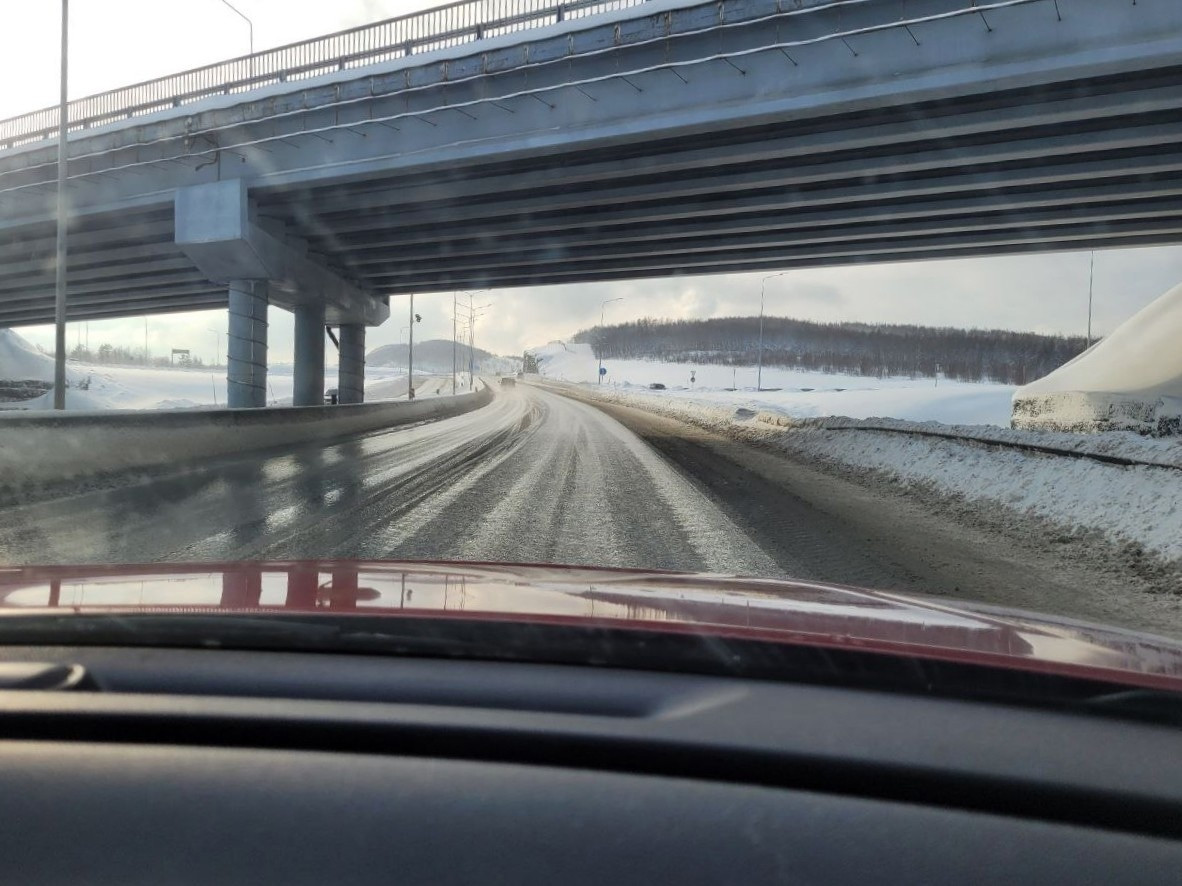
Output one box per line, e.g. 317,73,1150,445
4,0,1182,362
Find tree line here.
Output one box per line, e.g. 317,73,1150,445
572,316,1089,385
68,343,207,368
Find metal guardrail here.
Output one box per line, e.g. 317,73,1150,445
0,0,646,151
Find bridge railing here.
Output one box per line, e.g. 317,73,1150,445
0,0,645,151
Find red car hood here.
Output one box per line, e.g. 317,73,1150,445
1,560,1180,692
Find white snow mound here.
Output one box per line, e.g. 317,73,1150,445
0,329,59,382
1012,282,1182,435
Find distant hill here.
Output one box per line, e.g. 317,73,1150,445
367,339,511,373
572,317,1089,386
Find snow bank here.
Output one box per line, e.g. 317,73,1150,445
1013,282,1182,435
0,329,61,383
0,384,494,494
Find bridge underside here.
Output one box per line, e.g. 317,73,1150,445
0,0,1179,386
254,66,1182,295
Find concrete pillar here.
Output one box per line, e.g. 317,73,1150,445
338,324,366,404
227,280,268,408
293,302,326,407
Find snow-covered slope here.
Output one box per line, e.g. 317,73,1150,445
1013,282,1182,434
0,329,66,383
527,341,1015,427
0,328,418,411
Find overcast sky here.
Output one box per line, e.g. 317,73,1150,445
4,1,1182,362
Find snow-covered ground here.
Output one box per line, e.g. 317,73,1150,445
0,329,448,410
528,341,1016,427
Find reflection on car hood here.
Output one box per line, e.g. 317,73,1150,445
1,560,1180,691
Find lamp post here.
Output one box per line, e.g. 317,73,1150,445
757,272,789,391
52,0,69,409
598,297,623,385
455,292,491,391
408,294,421,400
217,0,255,76
1086,251,1095,348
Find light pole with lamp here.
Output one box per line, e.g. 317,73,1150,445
454,290,488,394
757,272,789,391
52,0,69,409
216,0,255,77
1086,251,1095,348
598,297,623,385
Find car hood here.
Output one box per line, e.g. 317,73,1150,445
1,560,1180,692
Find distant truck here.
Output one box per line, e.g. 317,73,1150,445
500,377,516,388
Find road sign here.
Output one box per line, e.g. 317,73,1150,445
599,366,607,376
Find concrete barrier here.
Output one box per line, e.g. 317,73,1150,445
0,384,493,493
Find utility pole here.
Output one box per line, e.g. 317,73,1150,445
52,0,69,409
452,292,457,395
757,271,789,391
408,293,415,400
598,297,623,384
453,292,490,391
1086,251,1095,348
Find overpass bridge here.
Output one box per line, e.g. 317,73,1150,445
2,0,1182,406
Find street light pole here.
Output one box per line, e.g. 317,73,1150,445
598,297,623,385
452,292,457,395
408,293,415,400
207,328,221,367
217,0,255,76
757,272,789,391
52,0,69,410
1086,251,1095,348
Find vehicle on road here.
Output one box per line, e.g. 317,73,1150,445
500,376,516,387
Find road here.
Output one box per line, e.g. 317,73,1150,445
0,382,1177,636
0,384,778,573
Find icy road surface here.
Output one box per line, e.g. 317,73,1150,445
2,383,1178,637
0,384,778,574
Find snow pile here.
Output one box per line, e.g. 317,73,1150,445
527,341,1015,426
553,381,1182,565
1013,282,1182,435
0,329,61,382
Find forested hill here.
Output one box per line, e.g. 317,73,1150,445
572,317,1088,385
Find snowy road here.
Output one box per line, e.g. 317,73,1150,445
3,383,1179,637
0,384,778,573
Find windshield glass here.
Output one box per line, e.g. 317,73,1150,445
0,0,1179,661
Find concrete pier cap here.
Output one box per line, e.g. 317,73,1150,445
175,179,389,407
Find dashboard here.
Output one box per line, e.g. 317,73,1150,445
0,645,1179,883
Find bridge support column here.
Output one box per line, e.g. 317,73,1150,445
338,324,366,404
227,281,268,408
293,302,326,407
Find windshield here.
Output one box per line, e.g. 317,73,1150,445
0,0,1180,665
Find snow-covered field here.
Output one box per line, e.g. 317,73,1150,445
0,329,443,410
529,341,1016,427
